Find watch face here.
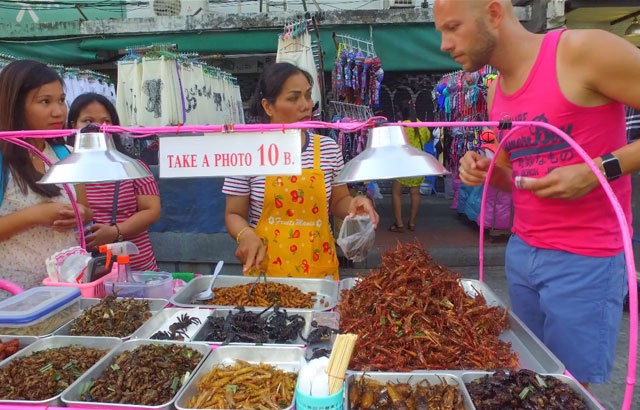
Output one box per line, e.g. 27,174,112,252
602,154,622,181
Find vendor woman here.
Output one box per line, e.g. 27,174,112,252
223,62,379,279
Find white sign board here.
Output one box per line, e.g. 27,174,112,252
158,130,302,178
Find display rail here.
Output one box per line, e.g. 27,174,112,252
0,118,635,410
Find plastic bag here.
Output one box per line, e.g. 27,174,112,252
336,215,376,263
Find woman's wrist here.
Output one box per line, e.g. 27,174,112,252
113,223,122,242
236,226,252,244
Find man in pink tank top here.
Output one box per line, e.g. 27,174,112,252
435,0,640,388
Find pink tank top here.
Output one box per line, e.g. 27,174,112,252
491,29,631,256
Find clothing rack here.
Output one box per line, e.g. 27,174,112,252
330,101,373,120
333,33,376,57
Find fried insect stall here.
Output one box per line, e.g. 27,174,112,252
202,282,318,309
465,369,589,409
0,345,107,401
338,241,518,371
349,376,465,410
80,344,203,406
186,359,297,409
69,295,152,338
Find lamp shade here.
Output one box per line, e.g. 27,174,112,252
625,17,640,37
39,132,152,184
334,125,449,184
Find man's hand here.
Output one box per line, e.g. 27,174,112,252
518,163,599,200
458,151,491,186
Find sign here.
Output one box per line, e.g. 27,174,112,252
158,130,302,178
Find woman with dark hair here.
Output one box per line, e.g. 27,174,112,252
68,93,161,271
0,60,93,290
223,62,378,279
388,101,431,232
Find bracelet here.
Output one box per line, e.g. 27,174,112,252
236,226,251,244
113,223,122,242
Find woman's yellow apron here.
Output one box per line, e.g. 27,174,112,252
253,134,339,279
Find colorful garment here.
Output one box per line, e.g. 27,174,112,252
397,120,432,187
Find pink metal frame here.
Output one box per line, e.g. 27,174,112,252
0,119,635,409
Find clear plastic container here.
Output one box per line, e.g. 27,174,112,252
0,287,81,336
104,271,173,299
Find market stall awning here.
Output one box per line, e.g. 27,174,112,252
0,24,458,72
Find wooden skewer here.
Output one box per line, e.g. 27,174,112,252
326,333,358,395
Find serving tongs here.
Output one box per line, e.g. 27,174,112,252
247,270,267,300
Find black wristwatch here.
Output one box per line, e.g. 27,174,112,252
601,153,622,181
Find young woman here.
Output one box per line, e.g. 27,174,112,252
68,93,161,271
0,60,92,290
223,62,379,279
389,102,431,232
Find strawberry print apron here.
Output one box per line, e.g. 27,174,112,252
253,134,339,279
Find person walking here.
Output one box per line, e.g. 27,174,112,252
388,102,431,232
434,0,640,385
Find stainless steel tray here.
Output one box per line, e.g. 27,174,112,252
174,345,304,410
61,339,211,410
190,309,339,346
170,274,338,312
461,371,605,410
346,371,475,410
54,298,169,340
0,335,38,365
0,335,120,407
339,278,565,374
130,308,212,341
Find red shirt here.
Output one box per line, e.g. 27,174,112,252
86,160,160,270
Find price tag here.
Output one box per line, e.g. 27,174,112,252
158,130,302,178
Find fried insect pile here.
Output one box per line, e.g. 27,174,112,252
151,313,202,341
202,282,320,309
69,295,152,338
186,359,297,409
349,376,465,410
0,339,20,360
200,306,306,344
80,344,203,406
465,369,589,409
0,345,107,401
338,241,519,371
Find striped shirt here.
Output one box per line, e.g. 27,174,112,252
86,160,160,271
222,134,345,227
626,106,640,142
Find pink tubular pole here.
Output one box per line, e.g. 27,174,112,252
0,118,635,409
473,121,637,410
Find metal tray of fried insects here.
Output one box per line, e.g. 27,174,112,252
0,335,121,407
170,274,338,312
340,278,565,375
53,298,169,340
461,371,605,410
0,335,38,365
174,345,305,410
61,339,211,410
345,372,476,410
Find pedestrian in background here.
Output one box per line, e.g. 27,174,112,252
388,101,431,232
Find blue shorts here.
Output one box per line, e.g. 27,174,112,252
505,234,627,383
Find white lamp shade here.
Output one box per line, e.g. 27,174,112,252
39,132,152,184
335,125,450,184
